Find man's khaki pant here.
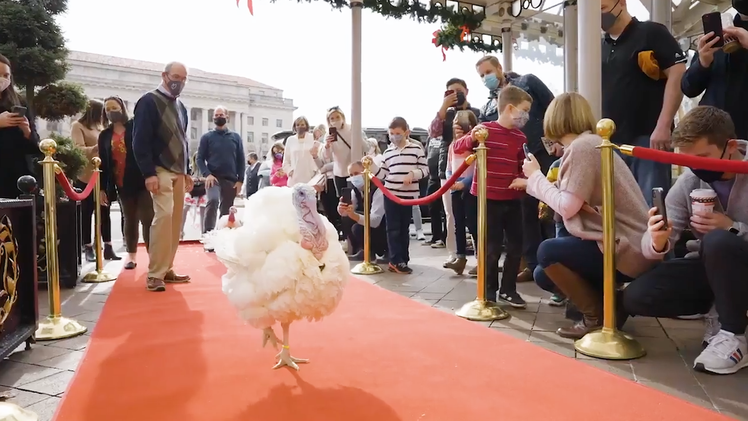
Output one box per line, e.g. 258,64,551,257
148,167,185,280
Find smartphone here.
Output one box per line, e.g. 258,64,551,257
340,187,352,205
329,127,337,141
11,105,27,116
444,89,455,97
702,12,724,48
522,143,531,160
652,187,668,231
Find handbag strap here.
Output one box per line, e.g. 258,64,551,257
336,132,351,149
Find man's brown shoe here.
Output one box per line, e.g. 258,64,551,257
516,268,534,283
164,271,191,283
147,277,166,292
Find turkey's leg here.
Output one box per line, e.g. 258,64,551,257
272,322,309,370
262,327,279,349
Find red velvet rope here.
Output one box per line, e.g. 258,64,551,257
370,156,474,206
630,147,748,174
55,171,98,201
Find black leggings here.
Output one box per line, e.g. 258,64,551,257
320,178,341,234
75,179,112,245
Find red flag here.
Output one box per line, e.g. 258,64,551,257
236,0,253,15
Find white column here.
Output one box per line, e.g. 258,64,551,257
563,2,579,92
578,0,602,119
501,29,513,71
651,0,672,30
350,0,364,161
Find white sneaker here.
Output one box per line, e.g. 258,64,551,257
702,305,721,347
693,330,748,375
416,230,425,241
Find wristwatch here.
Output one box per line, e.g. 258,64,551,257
729,222,740,235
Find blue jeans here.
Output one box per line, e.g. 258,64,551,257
555,222,570,238
533,235,631,294
383,196,412,265
620,135,672,206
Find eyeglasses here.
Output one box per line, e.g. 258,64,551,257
327,106,341,112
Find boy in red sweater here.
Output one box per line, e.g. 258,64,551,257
452,85,531,308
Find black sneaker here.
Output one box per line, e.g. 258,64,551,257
498,291,527,309
388,262,413,274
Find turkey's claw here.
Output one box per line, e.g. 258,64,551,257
262,327,279,349
272,346,309,371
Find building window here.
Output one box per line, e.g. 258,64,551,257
262,118,268,126
191,127,198,139
207,109,214,122
247,132,254,142
247,116,254,125
276,119,282,128
261,133,269,144
190,109,199,120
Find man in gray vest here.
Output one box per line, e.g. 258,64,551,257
132,61,193,292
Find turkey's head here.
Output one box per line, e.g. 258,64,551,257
227,207,237,227
291,183,318,212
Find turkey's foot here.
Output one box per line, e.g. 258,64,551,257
262,327,279,349
272,346,309,371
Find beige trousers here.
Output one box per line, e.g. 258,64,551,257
148,167,185,279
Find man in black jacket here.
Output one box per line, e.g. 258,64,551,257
244,152,261,197
427,78,481,268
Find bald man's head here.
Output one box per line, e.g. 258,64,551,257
161,61,188,97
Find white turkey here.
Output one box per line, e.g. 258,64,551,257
215,206,242,230
210,183,349,370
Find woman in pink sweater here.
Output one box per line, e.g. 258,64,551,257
523,93,654,340
269,141,288,187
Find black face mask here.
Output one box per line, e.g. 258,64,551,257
690,145,728,183
455,92,466,107
106,111,123,123
214,117,227,127
734,0,748,16
601,0,622,32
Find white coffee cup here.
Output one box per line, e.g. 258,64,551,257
690,189,717,214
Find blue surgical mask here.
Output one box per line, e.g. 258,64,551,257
349,174,364,190
512,110,530,129
389,134,404,144
483,73,500,91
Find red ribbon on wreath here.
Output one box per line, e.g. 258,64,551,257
236,0,254,16
432,26,471,61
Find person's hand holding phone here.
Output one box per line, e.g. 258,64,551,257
697,32,722,68
0,111,24,129
522,153,540,178
723,26,748,49
647,207,672,253
442,90,457,112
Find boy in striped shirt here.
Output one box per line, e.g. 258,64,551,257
452,85,531,308
374,117,429,274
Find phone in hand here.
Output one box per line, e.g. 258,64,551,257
329,127,337,141
702,12,724,48
444,89,455,97
652,187,668,231
340,187,352,205
522,143,531,160
11,105,27,117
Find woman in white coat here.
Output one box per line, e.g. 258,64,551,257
282,116,319,186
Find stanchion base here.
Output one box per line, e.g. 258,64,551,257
35,316,87,341
350,261,384,275
574,327,646,360
455,299,510,321
0,402,37,421
81,270,117,283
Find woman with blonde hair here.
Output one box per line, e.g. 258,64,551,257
283,116,319,185
522,92,653,340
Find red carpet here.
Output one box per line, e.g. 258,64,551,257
53,244,732,421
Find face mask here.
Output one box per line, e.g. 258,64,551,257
297,126,308,134
330,120,343,130
349,174,364,190
389,134,404,144
106,111,124,123
601,0,621,32
690,144,728,183
455,91,466,107
512,109,530,129
733,0,748,16
274,153,283,161
214,117,227,127
483,73,500,91
0,77,9,93
165,78,184,97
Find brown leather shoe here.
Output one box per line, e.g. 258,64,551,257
556,318,602,340
444,257,467,275
164,271,191,283
146,277,166,292
516,268,534,283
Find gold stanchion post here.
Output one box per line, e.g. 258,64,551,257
351,156,384,275
456,128,509,321
574,119,646,360
82,157,116,283
35,139,88,341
